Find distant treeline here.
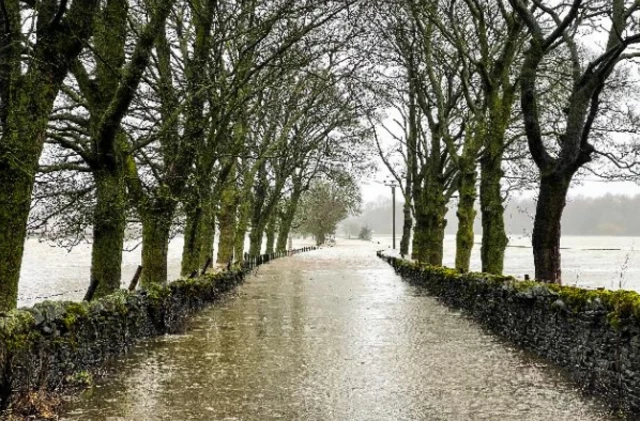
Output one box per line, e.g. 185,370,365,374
343,194,640,237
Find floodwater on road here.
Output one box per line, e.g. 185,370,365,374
60,241,614,421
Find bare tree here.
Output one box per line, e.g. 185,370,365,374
510,0,640,282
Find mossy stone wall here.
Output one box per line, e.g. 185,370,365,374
378,252,640,417
0,247,316,413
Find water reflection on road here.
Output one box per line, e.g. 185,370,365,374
61,241,614,420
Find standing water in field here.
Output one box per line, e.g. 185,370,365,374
61,241,613,421
17,236,317,307
372,234,640,291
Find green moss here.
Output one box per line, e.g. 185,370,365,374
62,302,90,329
145,283,171,309
65,370,93,387
0,310,37,352
0,311,35,338
511,280,542,292
386,255,640,330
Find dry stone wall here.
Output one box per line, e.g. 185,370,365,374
378,251,640,418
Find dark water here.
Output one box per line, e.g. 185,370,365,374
61,242,614,420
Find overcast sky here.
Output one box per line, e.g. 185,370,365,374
361,173,640,205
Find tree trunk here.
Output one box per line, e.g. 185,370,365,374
315,232,325,246
0,88,71,309
88,170,127,300
276,189,302,252
0,165,35,310
533,172,571,283
400,199,412,258
424,200,446,266
265,214,276,255
455,161,477,272
412,200,446,265
140,203,174,288
411,189,429,262
411,204,428,262
248,225,264,257
181,203,202,276
276,214,293,251
276,211,295,252
234,202,251,263
480,154,508,274
198,197,215,270
413,173,446,265
216,186,237,264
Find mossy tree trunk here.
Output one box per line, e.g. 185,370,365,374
400,87,417,259
74,0,176,298
171,0,215,275
0,108,58,309
424,176,447,266
84,0,128,301
180,192,216,275
411,209,428,261
87,169,127,299
455,158,477,272
265,213,277,255
217,171,238,264
479,93,514,275
411,180,428,261
248,162,288,257
180,174,221,276
248,226,264,257
0,167,34,310
198,192,216,269
479,153,508,275
181,202,202,276
140,200,175,288
412,170,446,265
406,38,456,267
248,172,268,256
0,0,99,310
276,187,303,252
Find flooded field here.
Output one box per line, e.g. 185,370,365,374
60,242,613,420
17,236,316,308
372,234,640,291
18,234,640,308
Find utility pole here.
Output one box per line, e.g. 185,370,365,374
384,179,398,250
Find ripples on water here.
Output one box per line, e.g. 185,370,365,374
60,243,615,420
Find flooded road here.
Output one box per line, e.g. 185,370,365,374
61,241,613,420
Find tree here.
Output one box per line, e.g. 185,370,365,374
295,178,361,245
509,0,640,282
0,0,98,310
358,225,373,240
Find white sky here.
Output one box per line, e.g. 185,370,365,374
361,168,640,205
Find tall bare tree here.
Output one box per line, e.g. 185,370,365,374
510,0,640,282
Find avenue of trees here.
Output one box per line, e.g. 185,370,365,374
370,0,640,283
0,0,373,311
1,0,640,311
